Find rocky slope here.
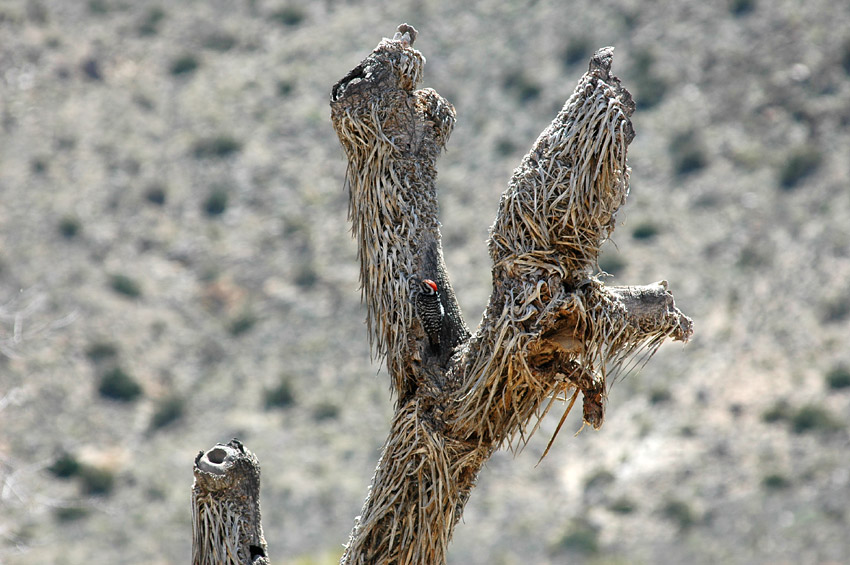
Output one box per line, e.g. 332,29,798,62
1,0,849,563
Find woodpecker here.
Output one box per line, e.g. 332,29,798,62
415,278,444,351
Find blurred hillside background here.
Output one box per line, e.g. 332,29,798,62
2,0,850,563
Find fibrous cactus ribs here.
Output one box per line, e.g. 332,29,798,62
329,24,692,564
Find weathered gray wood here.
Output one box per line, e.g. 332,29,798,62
191,439,268,565
329,24,692,565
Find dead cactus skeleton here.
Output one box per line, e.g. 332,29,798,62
192,23,695,565
329,24,692,564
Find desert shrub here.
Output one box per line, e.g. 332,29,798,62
494,137,517,157
631,48,667,109
583,468,615,492
777,146,821,190
561,36,591,67
80,57,102,81
669,129,708,176
762,399,791,423
762,473,791,490
138,7,165,36
203,31,237,52
632,220,659,240
58,216,81,239
313,401,339,421
150,395,185,430
192,136,241,159
264,376,296,409
48,452,81,478
729,0,756,16
661,499,695,530
78,464,115,496
826,365,850,390
842,39,850,75
87,0,108,14
144,183,167,205
791,405,842,434
271,6,305,26
649,387,672,405
203,186,229,216
109,274,141,297
26,0,48,23
295,262,318,288
503,70,541,104
229,311,257,336
821,293,850,323
85,341,118,362
550,518,599,555
736,243,771,269
54,506,89,522
98,367,142,401
277,79,295,97
598,251,626,276
170,54,199,76
609,496,637,514
31,156,48,174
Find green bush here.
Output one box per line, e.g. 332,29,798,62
821,293,850,323
762,399,791,423
598,251,626,276
669,130,708,176
661,499,695,530
503,70,541,104
729,0,756,16
48,452,81,478
631,49,668,110
109,274,142,298
264,376,296,409
313,401,339,421
85,341,118,362
550,518,599,555
144,184,167,205
98,367,142,402
169,54,199,76
31,156,49,174
295,262,319,288
192,136,242,159
583,468,615,492
271,6,305,26
778,146,821,190
632,221,660,240
203,187,229,216
277,79,295,97
150,395,185,430
54,506,90,522
791,405,842,434
842,39,850,75
609,496,637,514
229,311,257,336
58,216,81,239
78,464,115,496
87,0,108,14
826,365,850,390
138,7,165,36
561,36,591,67
649,387,672,405
762,473,791,490
203,31,237,52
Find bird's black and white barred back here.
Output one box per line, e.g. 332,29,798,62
415,279,445,352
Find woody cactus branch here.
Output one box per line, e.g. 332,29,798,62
330,24,692,565
191,439,268,565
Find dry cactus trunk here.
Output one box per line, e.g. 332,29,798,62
329,25,692,565
191,439,269,565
